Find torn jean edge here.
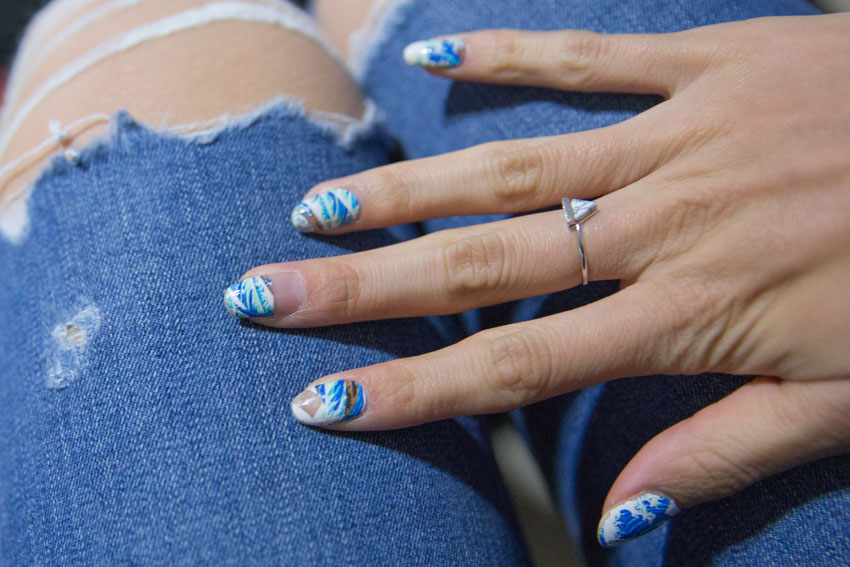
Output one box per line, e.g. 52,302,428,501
3,0,288,118
0,1,346,158
347,0,416,81
0,96,384,245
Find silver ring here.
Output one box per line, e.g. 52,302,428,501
561,198,598,285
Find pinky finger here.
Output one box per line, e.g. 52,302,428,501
597,377,850,547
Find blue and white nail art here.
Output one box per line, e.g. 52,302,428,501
403,38,465,68
291,379,366,426
224,276,274,318
291,188,360,233
597,492,680,547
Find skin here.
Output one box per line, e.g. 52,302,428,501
242,15,850,519
313,0,377,58
3,0,847,542
0,0,364,206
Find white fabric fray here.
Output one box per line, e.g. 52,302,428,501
0,1,340,159
347,0,414,80
0,97,380,244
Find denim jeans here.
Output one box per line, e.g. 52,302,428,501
0,0,847,565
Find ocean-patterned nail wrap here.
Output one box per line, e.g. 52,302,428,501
597,492,680,547
291,380,366,426
403,38,465,68
223,276,274,318
291,188,360,233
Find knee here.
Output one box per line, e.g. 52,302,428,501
0,0,364,205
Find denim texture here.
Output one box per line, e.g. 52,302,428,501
1,0,848,565
0,109,529,565
360,0,848,565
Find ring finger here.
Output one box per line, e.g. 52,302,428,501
293,109,679,234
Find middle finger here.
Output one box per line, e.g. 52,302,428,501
226,191,647,327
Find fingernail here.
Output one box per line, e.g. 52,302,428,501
291,379,366,426
223,273,305,319
291,188,360,233
597,492,680,548
403,37,465,68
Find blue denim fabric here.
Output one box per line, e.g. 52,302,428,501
0,109,530,565
360,0,848,565
2,0,848,565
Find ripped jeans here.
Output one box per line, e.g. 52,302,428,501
0,0,847,566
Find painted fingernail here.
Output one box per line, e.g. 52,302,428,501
597,492,680,548
223,273,305,319
291,379,366,426
403,37,464,68
291,188,360,233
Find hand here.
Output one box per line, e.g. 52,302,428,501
226,14,850,546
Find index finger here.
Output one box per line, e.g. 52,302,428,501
404,29,702,96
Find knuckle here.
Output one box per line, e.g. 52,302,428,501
482,329,553,405
680,443,760,499
441,230,513,299
669,115,737,157
364,165,415,219
315,261,364,320
488,144,548,207
487,29,524,78
646,277,730,374
380,360,455,424
381,361,419,413
558,31,610,85
641,184,725,266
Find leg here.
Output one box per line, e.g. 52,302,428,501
0,0,363,214
0,2,529,564
352,0,849,565
312,0,377,58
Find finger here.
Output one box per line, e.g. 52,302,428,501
288,282,674,429
596,377,850,547
228,194,649,326
296,114,676,234
403,29,703,97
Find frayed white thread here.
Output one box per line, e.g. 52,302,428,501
1,0,287,123
0,113,110,242
50,119,83,162
1,0,103,108
64,148,81,162
168,97,381,149
348,0,414,80
0,95,380,243
1,0,141,123
46,302,101,390
21,0,101,50
48,120,68,144
0,1,340,159
0,197,29,245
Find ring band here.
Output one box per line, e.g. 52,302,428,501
561,198,598,285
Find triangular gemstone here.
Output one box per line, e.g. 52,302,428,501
570,199,597,223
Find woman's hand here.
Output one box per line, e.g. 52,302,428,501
226,14,850,546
